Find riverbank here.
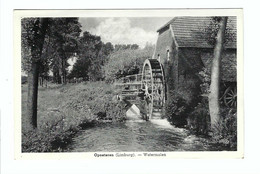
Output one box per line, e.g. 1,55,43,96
22,82,126,152
22,81,236,152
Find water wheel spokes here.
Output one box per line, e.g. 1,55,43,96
141,59,165,120
223,85,237,108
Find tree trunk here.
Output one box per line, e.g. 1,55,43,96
39,76,43,87
27,62,39,128
27,18,48,129
62,59,65,84
61,56,67,84
209,17,228,131
45,77,48,88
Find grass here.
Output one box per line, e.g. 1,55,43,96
22,81,237,152
22,81,126,152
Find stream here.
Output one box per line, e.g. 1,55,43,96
68,119,221,152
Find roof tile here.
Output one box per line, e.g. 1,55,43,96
158,17,237,48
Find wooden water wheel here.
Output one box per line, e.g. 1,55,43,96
141,59,165,120
223,85,237,108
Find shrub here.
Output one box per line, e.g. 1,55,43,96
197,67,237,149
211,108,237,150
22,82,127,152
164,77,201,127
164,91,189,127
104,46,154,83
187,98,210,135
198,67,211,95
184,68,212,135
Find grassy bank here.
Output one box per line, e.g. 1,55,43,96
22,82,126,152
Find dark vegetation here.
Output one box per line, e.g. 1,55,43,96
104,44,154,83
22,82,127,152
165,64,237,150
21,17,155,152
163,17,237,150
22,17,237,151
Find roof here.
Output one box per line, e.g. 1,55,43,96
157,17,237,48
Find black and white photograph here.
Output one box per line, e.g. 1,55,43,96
16,9,243,156
7,1,260,172
3,0,260,172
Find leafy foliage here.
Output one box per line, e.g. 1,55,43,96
165,70,202,127
195,17,236,47
114,44,139,51
164,91,188,127
187,99,210,135
22,18,145,83
187,66,237,149
104,45,154,83
211,108,237,150
48,18,82,83
22,82,126,152
21,18,82,83
164,86,199,128
68,32,114,81
198,67,211,95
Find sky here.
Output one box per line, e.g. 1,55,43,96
79,17,172,48
22,17,172,76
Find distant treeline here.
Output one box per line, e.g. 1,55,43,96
22,18,153,84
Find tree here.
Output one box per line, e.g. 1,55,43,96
22,18,49,129
22,18,82,128
88,42,114,81
48,18,81,84
208,17,228,130
114,44,139,51
104,46,153,83
103,42,114,56
68,31,101,81
68,32,114,81
22,18,82,84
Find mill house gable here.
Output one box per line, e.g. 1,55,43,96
154,16,237,83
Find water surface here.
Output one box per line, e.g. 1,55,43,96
68,119,218,152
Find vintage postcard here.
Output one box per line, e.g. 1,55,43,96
14,9,243,159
